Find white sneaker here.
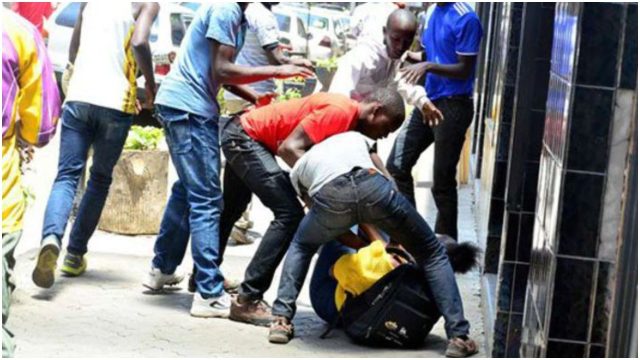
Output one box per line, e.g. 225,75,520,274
190,291,231,318
143,267,184,291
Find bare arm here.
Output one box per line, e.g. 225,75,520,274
131,2,159,93
68,3,87,65
266,47,314,69
211,41,314,86
370,152,392,179
276,123,314,168
400,54,476,84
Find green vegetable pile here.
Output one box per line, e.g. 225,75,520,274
124,125,165,151
277,88,302,102
315,56,339,71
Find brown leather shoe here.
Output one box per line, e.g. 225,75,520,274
229,296,273,327
268,316,294,344
446,337,479,357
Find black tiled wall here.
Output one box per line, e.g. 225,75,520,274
520,3,638,357
491,3,555,357
478,3,523,276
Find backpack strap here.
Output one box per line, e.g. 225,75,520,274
320,293,352,339
386,246,417,264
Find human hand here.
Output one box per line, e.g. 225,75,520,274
255,92,277,107
61,63,74,96
17,136,34,166
291,58,315,71
421,100,444,127
275,64,315,79
399,61,430,84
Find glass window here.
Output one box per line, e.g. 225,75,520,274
171,13,192,46
296,18,307,38
275,13,291,32
55,2,81,28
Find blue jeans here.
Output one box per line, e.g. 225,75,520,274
272,169,470,339
42,102,132,254
309,240,354,324
219,117,304,301
151,104,224,298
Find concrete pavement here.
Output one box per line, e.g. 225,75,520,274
7,128,485,357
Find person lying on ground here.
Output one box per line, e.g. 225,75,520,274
268,131,479,357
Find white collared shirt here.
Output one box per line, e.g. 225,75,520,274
329,38,431,112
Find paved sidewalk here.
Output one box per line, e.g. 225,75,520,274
8,130,485,357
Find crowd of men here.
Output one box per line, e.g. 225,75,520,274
2,2,482,357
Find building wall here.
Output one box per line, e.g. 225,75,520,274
520,3,637,357
492,3,556,357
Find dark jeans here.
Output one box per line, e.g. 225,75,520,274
220,117,304,301
387,97,474,240
309,240,354,324
42,102,132,254
151,104,224,298
272,169,470,339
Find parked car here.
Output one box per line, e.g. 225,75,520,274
46,2,194,119
272,7,332,62
276,4,352,56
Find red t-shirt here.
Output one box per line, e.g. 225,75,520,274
240,93,360,154
12,2,54,35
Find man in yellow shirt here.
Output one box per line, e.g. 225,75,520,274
2,8,61,356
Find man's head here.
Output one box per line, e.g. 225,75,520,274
383,9,418,59
357,88,405,140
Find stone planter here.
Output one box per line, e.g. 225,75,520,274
315,67,336,92
98,150,169,235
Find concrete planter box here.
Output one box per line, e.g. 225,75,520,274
315,67,336,92
98,149,169,235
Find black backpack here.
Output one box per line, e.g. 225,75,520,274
322,248,442,348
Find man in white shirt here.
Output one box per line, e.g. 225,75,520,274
329,9,443,126
268,132,478,357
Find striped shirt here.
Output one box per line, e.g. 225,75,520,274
224,2,279,100
2,9,61,233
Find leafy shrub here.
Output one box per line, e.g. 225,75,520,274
124,125,165,150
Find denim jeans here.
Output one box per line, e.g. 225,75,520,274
41,102,132,254
309,240,354,324
220,117,304,301
151,104,224,298
272,169,470,339
386,98,474,240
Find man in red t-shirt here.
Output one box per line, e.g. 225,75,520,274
219,89,405,326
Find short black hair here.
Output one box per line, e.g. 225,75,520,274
364,88,405,125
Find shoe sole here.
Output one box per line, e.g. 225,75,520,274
142,276,184,291
60,261,87,277
32,244,60,288
445,349,479,358
190,310,230,319
229,313,273,327
268,332,292,344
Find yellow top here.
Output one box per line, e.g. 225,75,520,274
333,240,395,310
2,10,60,233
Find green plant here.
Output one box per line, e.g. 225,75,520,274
217,89,228,115
124,125,165,151
277,88,302,102
315,56,339,71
